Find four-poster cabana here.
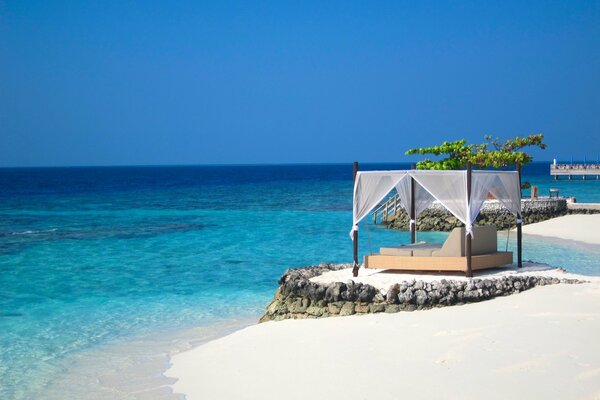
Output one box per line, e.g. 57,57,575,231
351,162,523,277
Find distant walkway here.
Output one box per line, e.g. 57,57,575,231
551,163,600,180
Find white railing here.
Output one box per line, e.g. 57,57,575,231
371,193,402,224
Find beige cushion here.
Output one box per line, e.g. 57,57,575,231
380,242,436,256
471,225,498,255
380,246,413,256
431,225,497,257
432,227,465,257
411,244,443,256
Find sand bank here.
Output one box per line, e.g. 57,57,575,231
167,277,600,400
521,214,600,245
311,262,575,292
167,214,600,399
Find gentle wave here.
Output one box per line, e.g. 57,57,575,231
10,228,58,235
1,224,209,243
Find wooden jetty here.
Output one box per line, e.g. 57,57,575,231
372,193,402,223
550,163,600,180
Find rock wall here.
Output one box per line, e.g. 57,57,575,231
387,199,568,231
259,263,584,322
567,208,600,215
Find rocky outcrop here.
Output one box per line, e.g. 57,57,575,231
567,208,600,215
259,263,585,322
387,199,568,231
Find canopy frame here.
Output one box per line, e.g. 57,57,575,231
351,162,523,277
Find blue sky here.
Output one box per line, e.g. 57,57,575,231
1,1,599,167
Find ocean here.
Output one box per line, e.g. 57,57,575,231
1,162,599,399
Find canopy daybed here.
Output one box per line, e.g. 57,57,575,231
350,163,523,277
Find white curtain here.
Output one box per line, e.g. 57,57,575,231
410,170,469,229
487,171,522,218
469,172,499,235
351,169,522,239
394,176,435,218
351,171,406,237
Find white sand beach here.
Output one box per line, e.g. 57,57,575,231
521,214,600,245
310,262,580,291
166,215,600,400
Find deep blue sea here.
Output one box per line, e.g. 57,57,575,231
1,162,599,399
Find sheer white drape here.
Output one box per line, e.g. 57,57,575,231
351,171,406,237
393,176,411,216
487,172,522,218
411,170,469,228
394,176,435,219
469,172,498,235
351,169,521,239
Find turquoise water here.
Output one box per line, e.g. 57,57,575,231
0,163,599,399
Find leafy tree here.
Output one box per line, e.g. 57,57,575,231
406,134,546,170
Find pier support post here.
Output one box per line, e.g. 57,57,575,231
466,162,473,278
410,164,416,244
352,161,360,277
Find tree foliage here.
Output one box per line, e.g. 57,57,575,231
405,134,546,170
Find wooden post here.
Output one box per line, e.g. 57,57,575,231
516,163,523,268
466,162,473,278
352,162,360,277
410,163,416,244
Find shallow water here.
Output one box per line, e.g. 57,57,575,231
0,163,598,399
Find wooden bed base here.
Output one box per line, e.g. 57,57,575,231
364,252,513,272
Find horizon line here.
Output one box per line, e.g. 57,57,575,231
0,159,562,169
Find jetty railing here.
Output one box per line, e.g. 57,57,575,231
550,164,600,180
371,193,402,224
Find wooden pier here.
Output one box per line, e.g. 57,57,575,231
550,164,600,180
372,193,402,223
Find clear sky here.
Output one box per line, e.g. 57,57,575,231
1,1,599,167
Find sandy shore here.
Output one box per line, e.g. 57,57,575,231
166,215,600,399
168,279,600,400
521,214,600,245
311,262,577,291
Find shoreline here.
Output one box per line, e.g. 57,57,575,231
167,278,600,400
165,214,600,399
520,231,600,255
520,214,600,245
22,213,598,399
20,317,259,400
